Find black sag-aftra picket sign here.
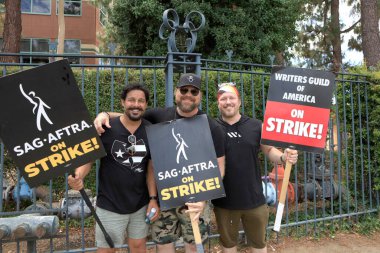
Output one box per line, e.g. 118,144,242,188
146,115,225,210
0,60,106,187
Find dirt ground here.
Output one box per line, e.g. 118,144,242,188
204,231,380,253
266,231,380,253
1,229,380,253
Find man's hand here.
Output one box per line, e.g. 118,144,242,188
283,148,298,165
94,112,111,135
185,201,206,221
146,200,160,223
68,171,84,191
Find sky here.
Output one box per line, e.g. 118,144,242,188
340,1,363,66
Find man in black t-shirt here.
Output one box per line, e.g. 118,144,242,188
94,74,225,253
68,84,159,253
212,83,298,253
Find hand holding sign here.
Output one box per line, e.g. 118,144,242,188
185,201,206,221
185,201,206,253
67,168,85,191
189,213,204,253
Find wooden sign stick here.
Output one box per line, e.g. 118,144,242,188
273,147,295,232
189,212,204,253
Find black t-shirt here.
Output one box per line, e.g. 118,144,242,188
96,117,151,214
212,115,266,209
143,107,225,158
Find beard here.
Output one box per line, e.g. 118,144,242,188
176,97,198,113
220,105,238,118
125,107,144,121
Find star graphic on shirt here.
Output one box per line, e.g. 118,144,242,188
115,149,125,158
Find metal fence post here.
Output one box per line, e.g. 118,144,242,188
160,9,205,107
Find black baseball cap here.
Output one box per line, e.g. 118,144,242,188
177,73,201,90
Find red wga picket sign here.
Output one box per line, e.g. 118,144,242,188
261,66,336,153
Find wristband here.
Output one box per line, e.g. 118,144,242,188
149,196,158,200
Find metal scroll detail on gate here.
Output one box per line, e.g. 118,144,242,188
159,9,205,53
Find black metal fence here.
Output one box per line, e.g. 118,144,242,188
0,53,378,252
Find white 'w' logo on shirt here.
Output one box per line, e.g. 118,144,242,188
227,132,241,138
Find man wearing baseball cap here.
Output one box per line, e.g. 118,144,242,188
93,73,225,253
212,82,297,253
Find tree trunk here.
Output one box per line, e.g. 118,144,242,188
1,0,22,63
57,0,65,60
361,0,380,68
276,52,286,66
330,0,342,73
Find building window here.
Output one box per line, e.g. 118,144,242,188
56,0,81,16
22,0,51,14
64,39,81,64
19,38,81,64
20,38,50,63
64,39,80,54
100,4,108,27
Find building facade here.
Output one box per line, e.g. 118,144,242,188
0,0,106,64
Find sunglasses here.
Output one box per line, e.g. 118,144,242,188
218,82,236,88
127,134,136,155
179,87,200,96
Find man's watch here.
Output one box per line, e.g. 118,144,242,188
149,196,158,200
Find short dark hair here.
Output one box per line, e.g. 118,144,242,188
120,83,150,102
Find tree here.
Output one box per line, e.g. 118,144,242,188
1,0,21,63
104,0,305,64
57,0,65,60
360,0,380,68
294,0,344,71
330,0,342,72
298,0,380,70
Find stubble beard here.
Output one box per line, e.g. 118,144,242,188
176,98,198,113
220,105,238,119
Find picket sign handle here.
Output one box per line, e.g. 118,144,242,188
190,212,205,253
71,172,115,248
273,147,295,232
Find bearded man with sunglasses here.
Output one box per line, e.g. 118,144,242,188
93,73,225,253
68,84,159,253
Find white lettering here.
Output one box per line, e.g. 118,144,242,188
283,92,316,103
265,118,324,139
12,121,92,157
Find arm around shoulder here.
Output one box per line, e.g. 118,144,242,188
94,111,122,135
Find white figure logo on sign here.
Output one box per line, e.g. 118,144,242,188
172,128,189,164
19,84,53,131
